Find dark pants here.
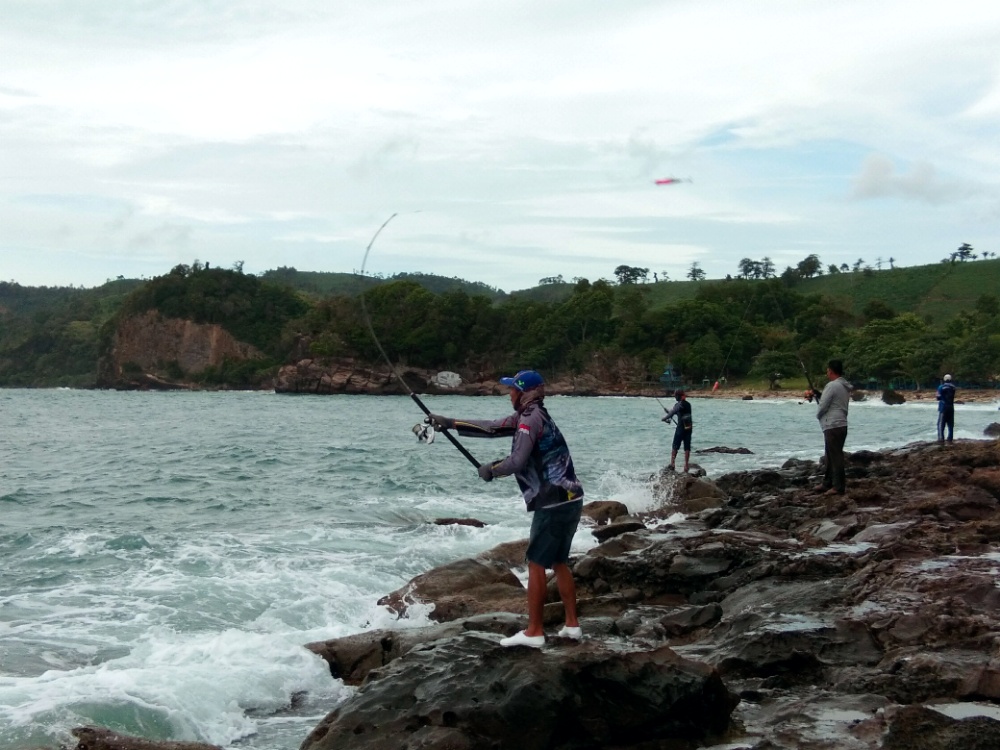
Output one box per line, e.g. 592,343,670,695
823,426,848,493
937,408,954,442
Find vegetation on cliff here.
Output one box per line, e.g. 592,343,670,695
2,257,1000,389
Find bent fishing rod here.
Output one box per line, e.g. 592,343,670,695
358,214,481,468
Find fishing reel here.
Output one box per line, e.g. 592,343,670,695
412,422,435,444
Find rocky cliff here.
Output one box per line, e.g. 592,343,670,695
98,311,263,389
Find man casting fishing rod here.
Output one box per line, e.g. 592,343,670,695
425,369,584,648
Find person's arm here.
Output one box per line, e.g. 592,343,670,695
428,413,519,438
662,403,681,422
815,383,833,420
488,409,543,477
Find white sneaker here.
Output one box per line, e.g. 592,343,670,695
500,630,545,648
557,626,583,640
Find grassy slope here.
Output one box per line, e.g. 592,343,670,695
794,259,1000,319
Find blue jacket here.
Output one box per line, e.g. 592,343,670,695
937,382,956,412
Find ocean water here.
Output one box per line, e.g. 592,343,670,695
2,389,998,749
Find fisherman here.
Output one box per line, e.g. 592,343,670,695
425,370,584,648
937,374,956,443
662,389,693,473
807,359,852,496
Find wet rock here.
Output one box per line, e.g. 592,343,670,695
299,636,738,750
985,422,1000,437
697,446,754,454
592,520,646,541
882,704,1000,749
581,499,630,525
882,389,906,405
377,557,525,621
71,727,221,750
433,517,486,527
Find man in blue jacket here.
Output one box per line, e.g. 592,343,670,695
937,374,956,442
427,370,584,648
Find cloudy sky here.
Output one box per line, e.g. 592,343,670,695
3,1,1000,292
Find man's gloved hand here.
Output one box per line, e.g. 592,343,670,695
661,414,673,423
426,414,454,431
477,462,495,482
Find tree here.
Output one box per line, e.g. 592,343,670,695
796,254,823,279
738,258,756,279
852,258,865,272
761,257,775,278
827,264,841,275
687,262,706,281
952,243,974,262
749,350,802,390
538,275,564,285
862,299,896,322
613,265,649,284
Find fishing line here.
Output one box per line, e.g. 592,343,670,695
758,281,821,400
358,214,481,468
714,290,757,386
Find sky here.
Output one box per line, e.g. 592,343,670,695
3,1,1000,293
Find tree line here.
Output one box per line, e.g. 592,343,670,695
3,258,999,390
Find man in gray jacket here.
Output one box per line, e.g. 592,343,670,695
808,359,852,496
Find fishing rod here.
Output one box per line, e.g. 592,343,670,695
655,397,676,424
358,214,481,469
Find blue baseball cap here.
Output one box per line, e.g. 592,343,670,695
499,369,545,392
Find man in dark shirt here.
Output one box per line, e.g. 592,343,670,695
662,390,693,473
937,374,956,442
426,369,584,648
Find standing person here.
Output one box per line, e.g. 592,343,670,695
937,374,956,442
662,390,693,472
425,369,584,648
807,359,852,496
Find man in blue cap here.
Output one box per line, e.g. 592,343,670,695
427,369,585,648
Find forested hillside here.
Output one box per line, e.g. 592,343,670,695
2,257,999,389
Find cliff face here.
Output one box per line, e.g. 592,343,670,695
98,311,263,389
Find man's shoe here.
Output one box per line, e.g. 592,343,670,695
823,487,843,496
500,630,545,648
557,625,583,640
667,465,675,471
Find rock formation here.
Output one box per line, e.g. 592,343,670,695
301,438,1000,749
98,311,263,389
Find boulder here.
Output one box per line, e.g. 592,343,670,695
71,727,221,750
299,636,737,750
882,389,906,405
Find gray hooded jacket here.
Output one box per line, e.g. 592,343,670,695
816,376,851,431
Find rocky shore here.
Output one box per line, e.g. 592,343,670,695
273,357,1000,404
63,437,1000,750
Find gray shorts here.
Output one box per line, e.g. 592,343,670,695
526,500,582,568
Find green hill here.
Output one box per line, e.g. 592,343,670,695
260,267,507,301
794,258,1000,321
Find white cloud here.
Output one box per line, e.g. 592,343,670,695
2,0,1000,289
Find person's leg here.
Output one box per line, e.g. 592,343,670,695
682,432,691,472
937,410,945,441
822,430,834,490
553,563,578,628
524,561,548,637
828,426,848,493
945,409,954,442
